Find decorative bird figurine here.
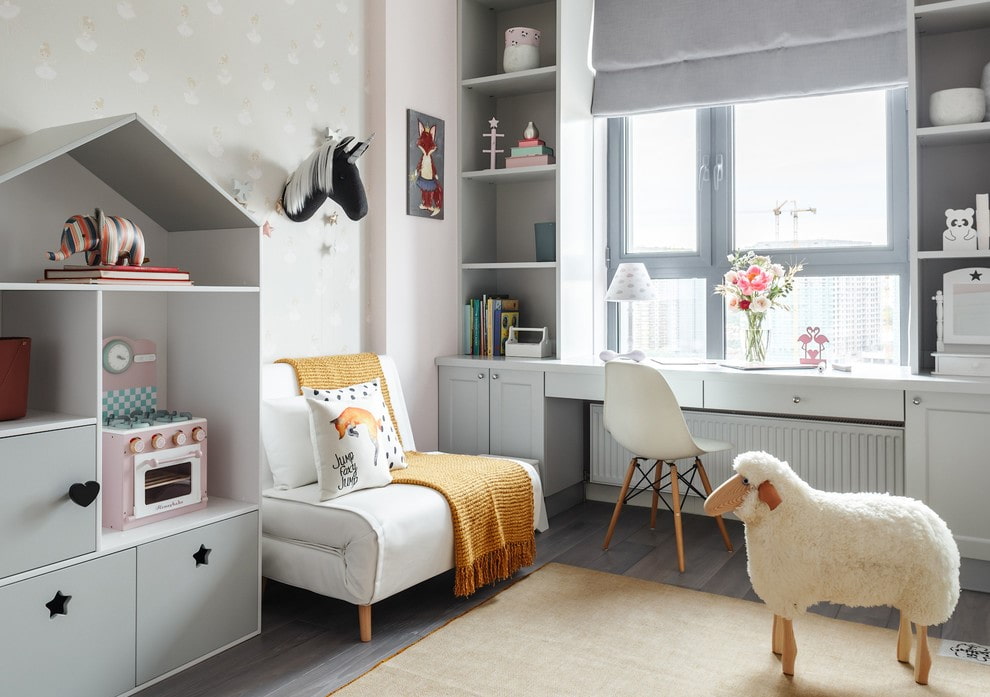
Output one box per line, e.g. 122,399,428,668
280,130,374,222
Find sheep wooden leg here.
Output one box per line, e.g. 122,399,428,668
914,625,931,685
358,604,372,642
696,457,733,552
603,458,637,550
781,617,797,676
897,612,911,663
669,463,686,572
772,614,784,655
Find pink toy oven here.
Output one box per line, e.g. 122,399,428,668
102,413,208,530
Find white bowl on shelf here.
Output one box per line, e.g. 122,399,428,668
929,88,986,126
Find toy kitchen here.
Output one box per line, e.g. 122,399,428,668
101,336,207,530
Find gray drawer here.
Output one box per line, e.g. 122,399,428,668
0,426,97,578
0,550,136,697
136,511,259,683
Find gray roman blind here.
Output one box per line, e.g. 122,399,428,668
591,0,907,116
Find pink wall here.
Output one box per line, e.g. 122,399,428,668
365,0,460,450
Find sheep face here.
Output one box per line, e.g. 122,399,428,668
704,451,793,523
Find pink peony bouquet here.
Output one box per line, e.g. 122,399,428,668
714,251,802,317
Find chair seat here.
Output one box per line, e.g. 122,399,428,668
693,437,733,456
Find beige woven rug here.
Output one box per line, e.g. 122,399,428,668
331,563,988,697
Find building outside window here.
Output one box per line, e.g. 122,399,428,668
607,89,908,365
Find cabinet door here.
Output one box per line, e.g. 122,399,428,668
905,392,990,561
136,511,259,683
0,426,97,578
0,550,136,697
438,366,490,454
489,369,544,462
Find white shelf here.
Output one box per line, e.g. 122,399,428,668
0,282,259,292
0,410,95,438
462,164,556,183
915,0,990,35
916,121,990,146
917,250,990,259
100,497,258,554
463,261,557,270
462,66,557,98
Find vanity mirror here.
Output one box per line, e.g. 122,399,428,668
933,267,990,376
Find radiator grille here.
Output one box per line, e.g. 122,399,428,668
589,405,904,496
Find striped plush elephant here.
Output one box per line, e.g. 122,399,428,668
46,208,146,266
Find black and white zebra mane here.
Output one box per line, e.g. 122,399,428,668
280,131,373,223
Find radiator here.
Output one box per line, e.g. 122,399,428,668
588,405,904,496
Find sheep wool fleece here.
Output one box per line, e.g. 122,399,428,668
732,451,960,626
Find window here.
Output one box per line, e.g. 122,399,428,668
607,89,908,364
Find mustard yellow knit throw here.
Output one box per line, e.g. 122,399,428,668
275,353,536,596
395,452,535,597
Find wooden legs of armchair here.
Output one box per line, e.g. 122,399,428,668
358,604,372,642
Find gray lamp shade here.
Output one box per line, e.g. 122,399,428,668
605,262,658,301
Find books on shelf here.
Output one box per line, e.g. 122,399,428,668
39,264,192,284
510,145,554,158
505,154,555,168
464,295,519,356
517,138,545,147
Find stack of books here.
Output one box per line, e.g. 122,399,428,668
464,295,519,356
39,264,193,285
504,137,555,168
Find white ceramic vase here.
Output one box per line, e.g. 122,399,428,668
930,88,986,126
504,27,540,73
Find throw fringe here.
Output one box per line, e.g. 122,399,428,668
455,539,537,597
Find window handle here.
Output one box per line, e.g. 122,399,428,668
713,153,724,191
698,155,710,192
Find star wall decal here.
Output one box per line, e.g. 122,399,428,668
262,220,274,238
232,178,252,204
970,270,983,281
324,211,338,226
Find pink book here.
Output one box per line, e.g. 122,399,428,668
505,154,556,168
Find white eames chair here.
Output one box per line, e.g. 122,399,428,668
602,360,734,571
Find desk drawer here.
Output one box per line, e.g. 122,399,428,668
544,370,702,407
704,381,903,422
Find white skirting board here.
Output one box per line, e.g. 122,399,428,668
588,405,905,496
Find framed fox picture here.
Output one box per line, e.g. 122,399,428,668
407,109,445,219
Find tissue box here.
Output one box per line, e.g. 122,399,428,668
0,338,31,421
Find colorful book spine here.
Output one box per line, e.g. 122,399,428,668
510,145,554,158
499,311,519,356
517,138,545,147
505,154,555,168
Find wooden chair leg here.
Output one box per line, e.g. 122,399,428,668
669,463,685,572
914,625,931,685
358,604,372,642
603,457,638,550
650,459,661,530
772,614,783,655
781,617,797,676
897,612,912,663
696,457,733,552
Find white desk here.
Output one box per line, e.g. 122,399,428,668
436,355,990,591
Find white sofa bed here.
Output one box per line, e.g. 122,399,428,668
260,357,548,641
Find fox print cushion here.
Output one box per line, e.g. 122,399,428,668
307,398,393,501
302,379,408,470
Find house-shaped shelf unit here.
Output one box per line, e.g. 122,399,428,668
0,113,262,510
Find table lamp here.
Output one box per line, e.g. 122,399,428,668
600,262,658,362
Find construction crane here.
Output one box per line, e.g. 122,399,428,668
773,200,817,242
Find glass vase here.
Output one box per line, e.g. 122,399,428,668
743,315,769,364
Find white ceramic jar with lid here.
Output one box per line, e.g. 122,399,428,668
504,27,540,73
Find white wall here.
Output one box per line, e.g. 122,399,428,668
0,0,366,361
365,0,459,451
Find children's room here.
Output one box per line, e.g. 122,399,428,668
1,1,989,695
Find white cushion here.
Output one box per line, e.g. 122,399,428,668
303,380,407,470
261,396,317,489
307,398,392,501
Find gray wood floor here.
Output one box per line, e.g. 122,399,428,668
136,501,990,697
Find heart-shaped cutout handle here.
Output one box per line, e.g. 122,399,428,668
69,481,100,508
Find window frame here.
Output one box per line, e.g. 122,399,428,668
606,88,910,364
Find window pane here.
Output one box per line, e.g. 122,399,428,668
626,110,697,254
734,91,888,250
617,278,707,357
724,275,900,364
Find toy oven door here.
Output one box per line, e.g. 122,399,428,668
132,444,203,519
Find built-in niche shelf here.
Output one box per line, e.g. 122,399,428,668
917,250,990,259
462,261,557,270
917,122,990,147
462,66,557,97
462,164,556,184
915,0,990,35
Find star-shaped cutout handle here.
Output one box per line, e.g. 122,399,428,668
970,269,983,281
193,544,212,567
46,590,71,618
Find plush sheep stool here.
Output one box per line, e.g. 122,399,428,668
704,451,960,685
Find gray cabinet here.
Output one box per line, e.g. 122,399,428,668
438,365,544,463
0,550,136,697
0,426,97,578
136,511,259,683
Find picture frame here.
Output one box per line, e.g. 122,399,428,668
406,109,445,219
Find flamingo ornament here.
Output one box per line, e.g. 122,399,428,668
797,326,829,365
